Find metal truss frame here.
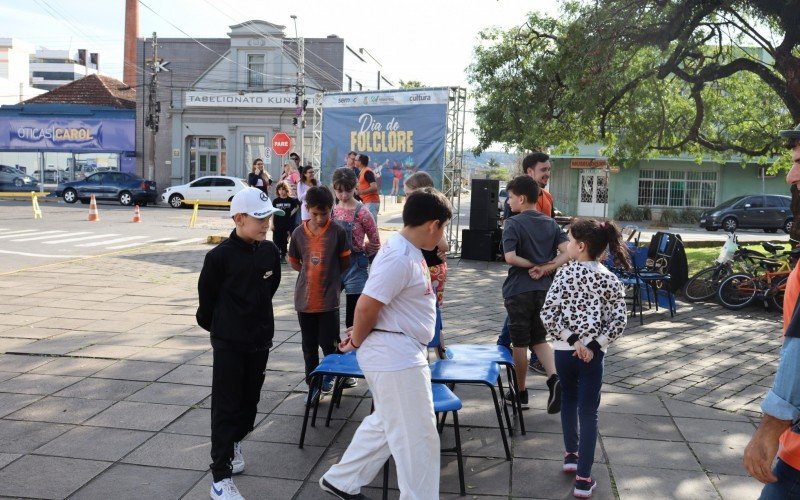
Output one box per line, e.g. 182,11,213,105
443,86,466,255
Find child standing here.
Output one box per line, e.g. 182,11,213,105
271,181,300,263
197,187,284,500
320,188,452,500
540,219,629,498
331,168,381,328
288,186,350,399
502,175,570,412
297,165,317,223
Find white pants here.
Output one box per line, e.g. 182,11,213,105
323,364,440,499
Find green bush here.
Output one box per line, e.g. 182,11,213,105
678,208,701,224
659,208,679,225
658,208,701,225
615,203,651,221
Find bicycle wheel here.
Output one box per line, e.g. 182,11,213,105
717,274,759,310
683,266,730,302
771,276,789,312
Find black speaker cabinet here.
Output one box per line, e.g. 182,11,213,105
470,179,499,230
462,228,501,261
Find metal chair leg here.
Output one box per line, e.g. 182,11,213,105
505,363,526,435
488,385,511,460
453,411,465,496
497,375,513,437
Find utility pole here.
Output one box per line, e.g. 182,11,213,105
144,32,160,181
290,15,306,163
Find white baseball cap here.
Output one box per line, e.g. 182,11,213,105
230,187,285,218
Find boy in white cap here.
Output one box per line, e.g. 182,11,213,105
197,187,284,500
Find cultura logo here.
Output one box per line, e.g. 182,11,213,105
409,94,431,102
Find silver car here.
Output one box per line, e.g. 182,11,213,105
0,164,37,189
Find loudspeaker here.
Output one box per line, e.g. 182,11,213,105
470,179,499,230
462,228,501,261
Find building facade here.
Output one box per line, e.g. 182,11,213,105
137,20,394,190
0,38,46,105
30,48,100,91
547,144,790,220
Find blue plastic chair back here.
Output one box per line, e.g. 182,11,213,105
633,246,648,269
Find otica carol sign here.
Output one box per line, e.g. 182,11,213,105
0,119,135,151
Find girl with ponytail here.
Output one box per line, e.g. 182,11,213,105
540,218,629,498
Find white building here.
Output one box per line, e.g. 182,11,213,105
29,48,100,91
0,38,45,105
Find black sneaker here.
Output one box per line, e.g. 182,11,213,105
547,374,562,414
504,389,529,410
529,360,547,376
319,476,365,499
342,377,358,388
563,452,578,473
573,476,596,498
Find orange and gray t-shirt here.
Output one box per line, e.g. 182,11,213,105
288,219,351,313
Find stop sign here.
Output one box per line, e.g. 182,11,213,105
272,132,292,156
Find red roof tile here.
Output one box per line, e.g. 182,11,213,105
24,74,136,109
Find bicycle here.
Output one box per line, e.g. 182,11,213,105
717,246,797,311
682,232,766,302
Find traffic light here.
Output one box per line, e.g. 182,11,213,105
292,117,298,126
302,99,308,111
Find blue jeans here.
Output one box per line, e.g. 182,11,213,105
497,316,539,364
760,459,800,499
555,349,604,478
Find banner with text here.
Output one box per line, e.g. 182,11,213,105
0,118,135,151
321,88,449,194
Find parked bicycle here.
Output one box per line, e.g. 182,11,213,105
716,245,798,311
682,232,766,302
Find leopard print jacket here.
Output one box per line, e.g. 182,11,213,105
541,261,628,352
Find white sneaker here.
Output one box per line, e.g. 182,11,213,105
210,478,244,500
232,442,245,475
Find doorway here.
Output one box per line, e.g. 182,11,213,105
576,169,609,217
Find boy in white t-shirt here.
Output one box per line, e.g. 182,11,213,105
319,188,452,500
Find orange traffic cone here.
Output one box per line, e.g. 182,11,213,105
87,194,100,222
132,205,142,223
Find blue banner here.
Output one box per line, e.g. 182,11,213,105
0,118,135,152
321,89,449,195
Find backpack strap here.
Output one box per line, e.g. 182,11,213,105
352,202,363,223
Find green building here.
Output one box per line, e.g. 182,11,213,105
548,144,789,221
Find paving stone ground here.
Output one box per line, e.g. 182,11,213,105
0,242,779,499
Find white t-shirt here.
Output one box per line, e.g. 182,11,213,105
356,232,436,372
298,182,311,221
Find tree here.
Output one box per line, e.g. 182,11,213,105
484,158,511,180
399,80,424,89
468,1,800,168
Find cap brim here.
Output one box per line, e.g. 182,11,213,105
248,208,284,218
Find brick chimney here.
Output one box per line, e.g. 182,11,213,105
123,0,138,87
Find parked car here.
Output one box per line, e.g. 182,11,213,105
699,194,793,233
32,167,67,184
162,176,249,208
0,164,38,189
64,164,97,180
53,172,157,206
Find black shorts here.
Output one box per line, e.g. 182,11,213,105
504,290,548,347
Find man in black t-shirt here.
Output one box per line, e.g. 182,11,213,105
271,182,300,263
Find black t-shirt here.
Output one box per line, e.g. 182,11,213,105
363,170,376,183
421,248,443,267
272,196,299,227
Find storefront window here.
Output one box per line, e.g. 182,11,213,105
244,135,267,173
638,169,717,208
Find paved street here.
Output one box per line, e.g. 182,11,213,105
0,229,780,499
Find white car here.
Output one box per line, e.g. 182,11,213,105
162,176,248,208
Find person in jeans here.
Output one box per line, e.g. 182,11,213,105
541,219,629,498
197,187,284,500
355,154,380,224
320,188,452,500
501,175,569,412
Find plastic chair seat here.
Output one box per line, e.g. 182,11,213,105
444,345,513,365
432,383,462,413
310,351,364,379
429,359,500,385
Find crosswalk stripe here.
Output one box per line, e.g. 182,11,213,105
0,230,40,239
44,233,120,245
10,230,71,242
76,236,147,247
164,238,206,246
107,238,172,250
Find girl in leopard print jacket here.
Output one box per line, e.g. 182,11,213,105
539,218,629,498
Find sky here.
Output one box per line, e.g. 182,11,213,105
1,0,560,148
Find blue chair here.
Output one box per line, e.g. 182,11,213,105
381,383,466,498
442,344,526,436
632,246,676,317
606,246,646,325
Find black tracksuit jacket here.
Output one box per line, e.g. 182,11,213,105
197,230,281,351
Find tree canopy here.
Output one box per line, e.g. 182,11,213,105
468,0,800,168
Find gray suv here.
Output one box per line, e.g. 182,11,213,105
699,194,793,233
